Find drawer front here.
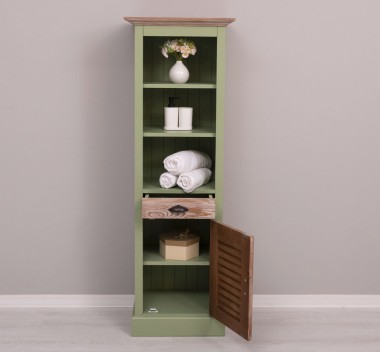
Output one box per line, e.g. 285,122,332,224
142,197,215,219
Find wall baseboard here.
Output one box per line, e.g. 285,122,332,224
253,295,380,308
1,295,379,308
0,295,134,308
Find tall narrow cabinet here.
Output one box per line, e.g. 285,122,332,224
124,17,254,340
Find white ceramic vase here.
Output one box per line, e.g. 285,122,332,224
169,61,189,83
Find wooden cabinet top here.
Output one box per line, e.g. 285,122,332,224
124,17,235,27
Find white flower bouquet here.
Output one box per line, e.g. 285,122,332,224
161,38,197,61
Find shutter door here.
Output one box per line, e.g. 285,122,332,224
209,220,254,340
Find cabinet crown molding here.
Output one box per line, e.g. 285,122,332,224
124,17,236,27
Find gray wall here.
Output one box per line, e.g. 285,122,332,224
1,0,379,295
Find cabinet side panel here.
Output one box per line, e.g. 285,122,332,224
215,28,225,220
134,26,144,315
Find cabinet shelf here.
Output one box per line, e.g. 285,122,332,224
143,127,216,137
143,82,216,89
143,179,215,194
143,290,209,315
143,246,210,266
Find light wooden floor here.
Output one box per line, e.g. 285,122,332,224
0,308,379,351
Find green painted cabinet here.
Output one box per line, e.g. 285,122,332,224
124,17,253,340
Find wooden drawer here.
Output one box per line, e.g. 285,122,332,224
142,196,215,219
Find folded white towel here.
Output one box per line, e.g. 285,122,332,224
177,168,212,193
159,172,178,189
163,150,212,176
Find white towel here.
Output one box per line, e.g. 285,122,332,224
177,168,212,193
159,172,178,189
163,150,212,176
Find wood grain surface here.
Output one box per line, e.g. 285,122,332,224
210,220,254,340
142,197,215,219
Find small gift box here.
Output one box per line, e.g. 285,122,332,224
159,229,200,261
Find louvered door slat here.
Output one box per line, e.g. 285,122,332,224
218,265,241,283
218,288,241,307
217,280,241,298
209,220,254,341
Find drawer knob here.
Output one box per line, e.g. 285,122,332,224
168,204,188,213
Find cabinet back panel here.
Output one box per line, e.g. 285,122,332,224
143,37,216,83
143,138,215,181
144,266,209,291
143,219,210,246
143,89,216,129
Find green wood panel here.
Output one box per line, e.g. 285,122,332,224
134,26,144,315
131,313,225,337
143,266,151,290
187,37,216,83
199,90,216,129
152,138,165,178
143,26,218,37
144,83,216,88
186,266,198,290
142,217,211,290
143,37,216,84
142,138,152,181
143,127,216,137
143,246,210,266
174,266,187,290
132,313,225,337
142,137,215,190
142,180,216,194
143,291,208,315
163,266,175,290
133,22,228,336
143,88,215,130
151,266,164,290
215,27,226,221
143,266,209,291
143,218,211,247
197,266,210,291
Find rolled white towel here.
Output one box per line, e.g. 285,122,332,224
177,168,212,193
163,150,212,176
159,172,178,189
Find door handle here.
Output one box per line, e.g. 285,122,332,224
168,205,188,213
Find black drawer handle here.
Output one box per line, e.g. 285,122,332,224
168,205,188,213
